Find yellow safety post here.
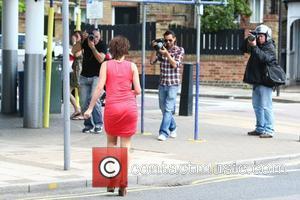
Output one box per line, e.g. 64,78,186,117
43,3,55,128
75,89,80,108
76,4,81,30
75,1,81,108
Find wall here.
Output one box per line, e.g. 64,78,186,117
127,51,249,88
16,0,280,88
146,4,194,36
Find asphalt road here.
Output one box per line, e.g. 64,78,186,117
1,96,300,199
2,161,300,200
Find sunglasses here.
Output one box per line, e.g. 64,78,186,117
165,39,173,42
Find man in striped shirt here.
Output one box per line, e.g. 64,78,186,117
150,30,185,141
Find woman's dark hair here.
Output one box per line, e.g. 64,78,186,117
109,35,130,60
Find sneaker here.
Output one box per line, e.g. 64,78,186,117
82,127,93,133
157,134,167,141
94,126,103,134
170,128,177,138
247,130,263,136
259,133,273,138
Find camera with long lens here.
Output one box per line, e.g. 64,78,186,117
152,38,166,51
247,32,257,42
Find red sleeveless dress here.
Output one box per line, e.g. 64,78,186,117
104,59,138,137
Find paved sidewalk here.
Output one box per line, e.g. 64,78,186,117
147,85,300,103
0,85,300,195
196,85,300,103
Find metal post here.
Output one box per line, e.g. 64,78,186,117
277,0,282,97
1,0,18,114
75,0,81,107
24,0,44,128
94,19,98,29
141,3,146,133
62,0,71,170
194,2,203,140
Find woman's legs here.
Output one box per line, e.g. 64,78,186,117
105,134,132,196
70,86,81,113
119,136,131,196
120,136,131,156
107,134,132,149
106,134,118,192
107,134,118,147
120,136,132,166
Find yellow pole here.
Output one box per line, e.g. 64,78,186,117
75,88,80,108
43,6,55,128
75,2,81,108
76,5,81,30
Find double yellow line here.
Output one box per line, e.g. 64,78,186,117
19,175,247,200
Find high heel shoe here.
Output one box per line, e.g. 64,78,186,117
107,187,115,193
118,187,127,196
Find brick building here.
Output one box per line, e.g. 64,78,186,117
18,0,285,87
86,0,282,87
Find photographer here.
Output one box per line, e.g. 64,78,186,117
242,24,277,138
150,30,184,141
72,28,107,133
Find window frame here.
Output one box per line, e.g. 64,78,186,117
249,0,264,23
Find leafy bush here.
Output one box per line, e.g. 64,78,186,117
201,0,252,32
0,0,26,14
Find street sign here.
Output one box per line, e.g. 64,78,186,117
86,0,103,19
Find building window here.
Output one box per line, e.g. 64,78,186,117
249,0,264,23
114,7,138,24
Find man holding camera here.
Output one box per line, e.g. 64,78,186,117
72,28,107,133
150,30,184,141
242,24,277,138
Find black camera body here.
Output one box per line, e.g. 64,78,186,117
153,38,166,51
247,31,257,42
88,33,95,41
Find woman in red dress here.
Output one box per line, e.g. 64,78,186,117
84,36,141,196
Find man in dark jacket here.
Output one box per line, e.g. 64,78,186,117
242,24,276,138
72,28,107,133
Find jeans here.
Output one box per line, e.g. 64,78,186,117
158,85,179,137
252,85,274,134
80,75,103,129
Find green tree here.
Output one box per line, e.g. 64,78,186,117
0,0,26,14
201,0,252,32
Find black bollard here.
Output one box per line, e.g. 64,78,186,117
179,63,193,116
18,71,24,116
